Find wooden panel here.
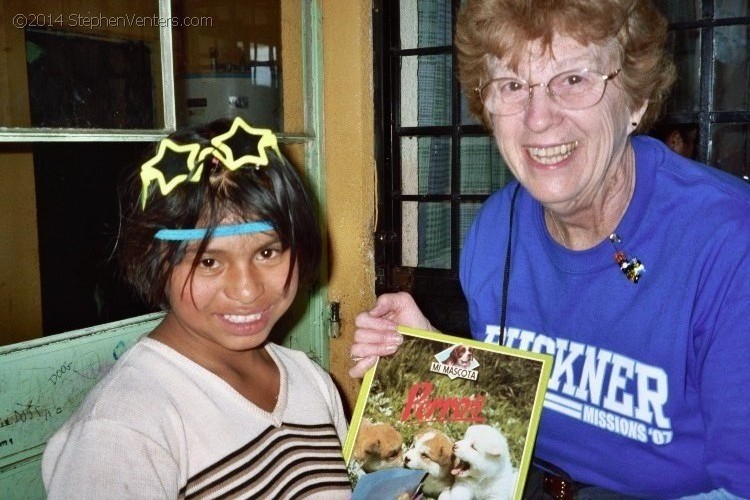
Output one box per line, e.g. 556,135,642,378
0,312,163,499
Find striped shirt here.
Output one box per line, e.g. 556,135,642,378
43,339,352,499
181,423,350,499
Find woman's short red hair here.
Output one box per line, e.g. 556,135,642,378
455,0,676,131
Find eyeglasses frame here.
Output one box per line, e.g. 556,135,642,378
475,68,622,116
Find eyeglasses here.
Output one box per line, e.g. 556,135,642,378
476,68,621,116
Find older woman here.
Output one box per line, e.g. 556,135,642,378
350,0,750,498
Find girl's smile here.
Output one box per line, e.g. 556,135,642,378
216,306,273,335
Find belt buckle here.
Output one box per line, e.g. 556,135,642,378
543,472,578,500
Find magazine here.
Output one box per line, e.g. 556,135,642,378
344,326,552,500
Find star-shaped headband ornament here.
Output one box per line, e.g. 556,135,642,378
139,117,281,209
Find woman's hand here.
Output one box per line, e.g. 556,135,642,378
348,292,433,378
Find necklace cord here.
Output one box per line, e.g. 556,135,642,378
549,212,569,248
499,183,521,345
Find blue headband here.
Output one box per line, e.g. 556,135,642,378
154,221,274,241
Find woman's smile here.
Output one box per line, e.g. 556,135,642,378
527,140,579,165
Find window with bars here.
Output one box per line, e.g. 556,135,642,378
373,0,750,334
653,1,750,180
0,0,327,357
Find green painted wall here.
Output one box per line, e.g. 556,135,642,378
0,313,163,499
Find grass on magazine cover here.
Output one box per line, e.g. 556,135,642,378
363,337,542,468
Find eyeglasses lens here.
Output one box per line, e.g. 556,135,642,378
480,69,613,116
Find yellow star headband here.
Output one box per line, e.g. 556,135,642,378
139,117,281,209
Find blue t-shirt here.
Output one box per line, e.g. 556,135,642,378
460,136,750,498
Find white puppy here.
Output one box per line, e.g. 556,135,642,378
438,425,517,500
403,429,454,498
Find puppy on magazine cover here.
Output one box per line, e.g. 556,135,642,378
353,419,404,473
439,425,517,500
404,428,455,497
444,345,474,369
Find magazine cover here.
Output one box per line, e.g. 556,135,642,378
344,326,552,500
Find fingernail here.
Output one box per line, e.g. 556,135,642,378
385,343,399,354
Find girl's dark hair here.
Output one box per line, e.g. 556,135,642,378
120,118,321,309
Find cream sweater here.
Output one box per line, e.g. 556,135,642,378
42,338,351,499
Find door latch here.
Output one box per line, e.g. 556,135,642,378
329,301,341,338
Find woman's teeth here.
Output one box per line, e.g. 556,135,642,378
528,141,578,164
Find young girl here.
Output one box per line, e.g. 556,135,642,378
42,117,352,499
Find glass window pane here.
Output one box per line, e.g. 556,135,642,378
402,201,451,269
713,25,750,112
173,0,282,130
460,135,511,194
402,200,419,267
666,29,701,113
1,0,162,128
459,202,483,251
715,0,750,18
32,142,153,334
400,54,452,127
460,92,483,126
650,123,699,160
654,0,701,22
401,136,452,195
711,123,750,181
400,0,451,49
